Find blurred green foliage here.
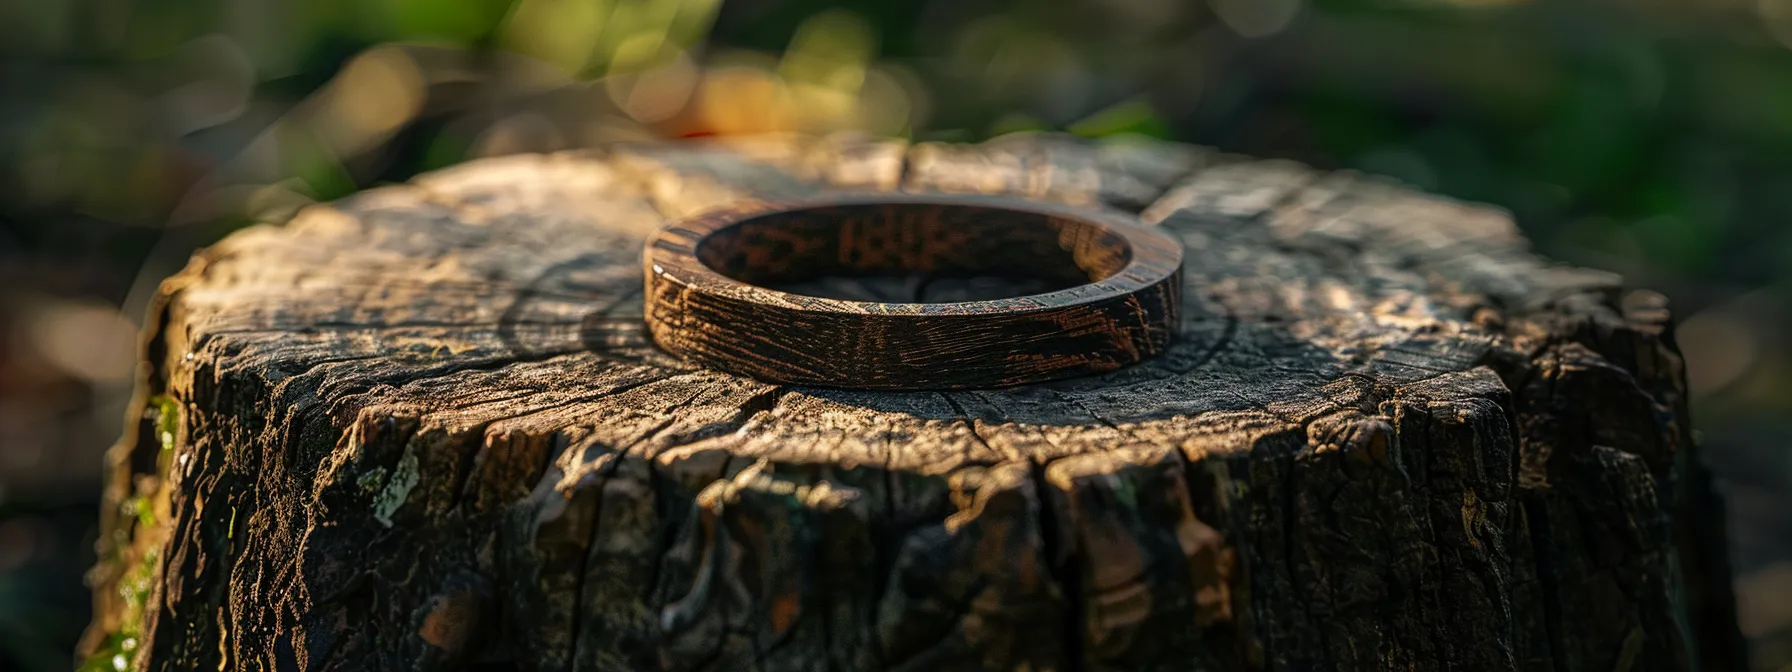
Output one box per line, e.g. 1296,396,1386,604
3,0,1792,669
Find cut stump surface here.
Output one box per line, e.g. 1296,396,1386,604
85,133,1745,671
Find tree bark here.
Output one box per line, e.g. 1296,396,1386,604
82,133,1745,671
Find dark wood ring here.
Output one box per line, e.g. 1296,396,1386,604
642,194,1183,390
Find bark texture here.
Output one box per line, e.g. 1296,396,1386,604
83,133,1745,671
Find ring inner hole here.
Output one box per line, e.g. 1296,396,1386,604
693,203,1133,302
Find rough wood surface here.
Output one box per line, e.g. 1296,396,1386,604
644,194,1182,389
83,132,1745,671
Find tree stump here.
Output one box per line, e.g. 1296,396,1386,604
83,133,1745,671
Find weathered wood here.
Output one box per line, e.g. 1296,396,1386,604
644,194,1183,389
82,133,1745,671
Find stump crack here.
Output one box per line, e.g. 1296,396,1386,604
1031,456,1087,672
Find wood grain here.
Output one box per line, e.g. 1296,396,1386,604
645,195,1183,389
81,133,1745,672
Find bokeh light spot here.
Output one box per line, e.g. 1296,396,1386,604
1211,0,1300,38
22,299,139,385
1678,306,1763,398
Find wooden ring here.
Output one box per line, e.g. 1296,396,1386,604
643,194,1183,390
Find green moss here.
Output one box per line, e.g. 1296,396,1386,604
78,548,158,671
122,495,154,529
81,396,181,669
76,632,138,672
150,395,180,454
118,549,157,617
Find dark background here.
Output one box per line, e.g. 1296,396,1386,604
2,0,1789,669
